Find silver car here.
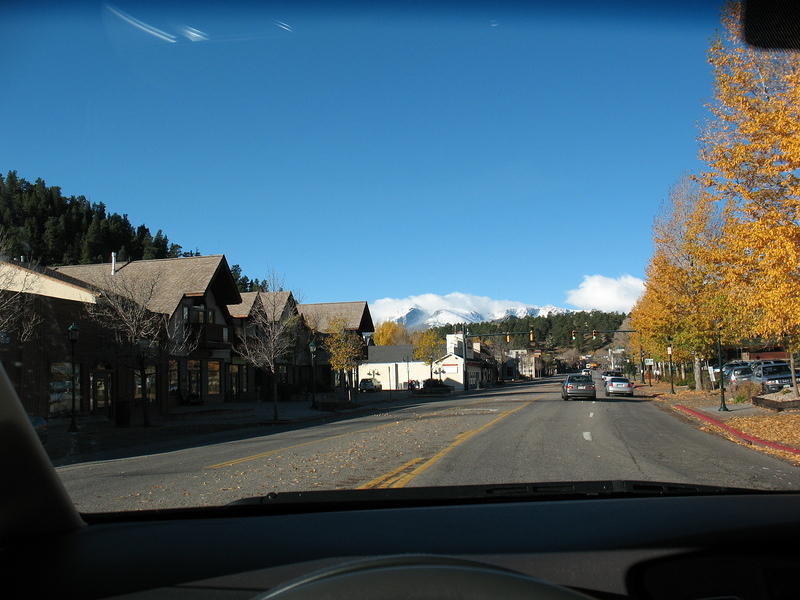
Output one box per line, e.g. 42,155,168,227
561,375,596,400
606,377,635,397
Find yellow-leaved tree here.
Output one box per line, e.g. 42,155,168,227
701,1,800,395
325,316,364,402
413,329,445,380
630,176,735,389
373,321,411,346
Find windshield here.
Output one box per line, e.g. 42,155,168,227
4,0,800,513
763,366,791,376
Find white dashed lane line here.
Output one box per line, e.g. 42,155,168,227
589,412,594,418
582,431,593,442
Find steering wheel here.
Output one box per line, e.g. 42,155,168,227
255,555,594,599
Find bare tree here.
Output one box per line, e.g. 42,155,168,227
85,271,167,426
235,272,300,421
0,230,43,343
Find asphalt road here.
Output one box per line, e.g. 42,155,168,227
57,375,800,512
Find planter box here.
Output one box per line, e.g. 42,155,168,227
752,395,800,412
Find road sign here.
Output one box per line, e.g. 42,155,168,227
644,358,654,366
667,346,673,355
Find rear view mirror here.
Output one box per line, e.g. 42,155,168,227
744,0,800,49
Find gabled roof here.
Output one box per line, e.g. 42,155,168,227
366,344,415,363
228,291,293,319
298,301,374,334
0,260,97,303
52,255,241,316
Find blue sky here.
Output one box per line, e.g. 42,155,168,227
0,1,723,311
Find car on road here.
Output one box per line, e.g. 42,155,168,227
581,368,592,376
561,374,596,400
606,377,635,397
751,363,794,393
601,370,623,384
358,378,382,392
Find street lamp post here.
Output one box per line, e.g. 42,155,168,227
309,339,317,409
639,338,645,384
667,339,675,394
67,322,80,432
716,327,730,412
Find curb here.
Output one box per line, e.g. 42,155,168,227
674,404,800,455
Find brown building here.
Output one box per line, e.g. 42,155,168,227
0,256,242,421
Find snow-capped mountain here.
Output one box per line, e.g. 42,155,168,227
371,293,571,329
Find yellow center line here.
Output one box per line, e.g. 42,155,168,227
388,401,531,488
205,396,499,469
358,457,423,489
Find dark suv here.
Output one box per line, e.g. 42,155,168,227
751,363,794,393
561,374,596,400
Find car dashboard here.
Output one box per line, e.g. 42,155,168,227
3,492,800,599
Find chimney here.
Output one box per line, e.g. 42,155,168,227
111,252,116,275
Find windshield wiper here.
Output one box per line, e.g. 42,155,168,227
227,480,765,509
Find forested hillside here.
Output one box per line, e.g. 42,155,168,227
430,310,626,352
0,170,271,291
0,171,193,265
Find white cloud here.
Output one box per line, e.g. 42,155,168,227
370,292,567,327
565,274,645,313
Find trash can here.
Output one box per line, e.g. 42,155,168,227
115,400,131,427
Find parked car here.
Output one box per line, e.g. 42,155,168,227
358,379,382,392
561,374,596,400
727,366,753,385
751,363,794,393
606,377,635,397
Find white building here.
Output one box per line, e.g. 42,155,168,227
357,345,430,390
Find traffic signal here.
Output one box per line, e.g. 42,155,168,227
592,330,597,340
571,330,576,341
505,333,511,343
529,329,535,343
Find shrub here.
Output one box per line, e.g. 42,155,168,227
730,380,761,403
422,378,447,388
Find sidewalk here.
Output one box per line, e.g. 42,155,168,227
45,389,420,467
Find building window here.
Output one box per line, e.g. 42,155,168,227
182,305,189,322
207,361,221,395
188,360,201,396
134,366,157,401
191,307,205,324
278,364,288,384
241,365,248,392
207,310,216,324
49,362,81,417
230,364,239,397
168,360,179,396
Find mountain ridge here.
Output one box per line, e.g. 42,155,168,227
371,293,572,329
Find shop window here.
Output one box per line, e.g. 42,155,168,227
134,365,157,401
207,361,221,394
168,360,179,395
49,362,81,417
230,364,239,397
188,360,201,396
